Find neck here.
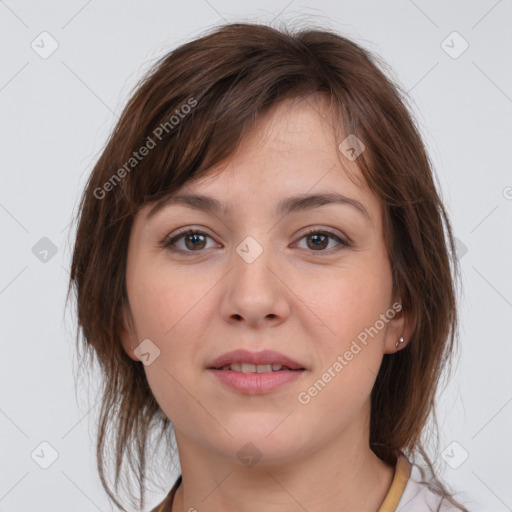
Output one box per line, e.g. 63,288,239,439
170,407,395,512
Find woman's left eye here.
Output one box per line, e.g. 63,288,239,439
294,229,349,252
160,228,349,256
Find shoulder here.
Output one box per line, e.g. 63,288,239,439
396,464,466,512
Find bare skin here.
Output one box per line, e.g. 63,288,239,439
120,94,415,512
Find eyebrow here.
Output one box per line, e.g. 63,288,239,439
146,192,371,222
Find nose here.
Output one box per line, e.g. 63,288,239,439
220,239,290,328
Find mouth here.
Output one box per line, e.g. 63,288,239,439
206,349,307,372
210,363,305,373
206,366,306,394
205,349,307,394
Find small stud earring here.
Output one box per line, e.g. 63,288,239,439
395,336,405,349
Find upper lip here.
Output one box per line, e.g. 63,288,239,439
206,349,306,370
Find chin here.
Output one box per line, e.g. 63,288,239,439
213,422,310,466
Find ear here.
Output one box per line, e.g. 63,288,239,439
383,300,416,354
119,300,140,362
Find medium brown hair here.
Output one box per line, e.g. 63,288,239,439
67,21,467,511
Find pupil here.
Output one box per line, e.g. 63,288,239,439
309,234,327,249
187,233,205,250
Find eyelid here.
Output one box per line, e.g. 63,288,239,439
296,226,350,244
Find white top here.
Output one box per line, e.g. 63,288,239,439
395,463,465,511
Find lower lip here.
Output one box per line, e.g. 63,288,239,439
207,369,305,394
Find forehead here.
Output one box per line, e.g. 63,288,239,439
196,95,366,189
141,94,380,223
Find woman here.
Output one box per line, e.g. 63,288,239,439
68,22,469,511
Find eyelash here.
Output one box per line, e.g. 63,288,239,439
160,227,350,257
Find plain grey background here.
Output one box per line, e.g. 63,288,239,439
1,1,511,511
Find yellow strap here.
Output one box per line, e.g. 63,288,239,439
377,455,412,512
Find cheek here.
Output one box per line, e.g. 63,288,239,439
128,264,214,422
129,259,213,336
295,253,392,403
298,255,392,346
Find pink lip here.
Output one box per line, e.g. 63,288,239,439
207,368,305,394
206,349,306,370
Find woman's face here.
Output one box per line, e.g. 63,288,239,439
121,95,410,466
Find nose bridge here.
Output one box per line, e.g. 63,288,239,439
233,232,276,292
222,231,289,325
229,206,275,266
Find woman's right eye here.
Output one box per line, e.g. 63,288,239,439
161,229,219,255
